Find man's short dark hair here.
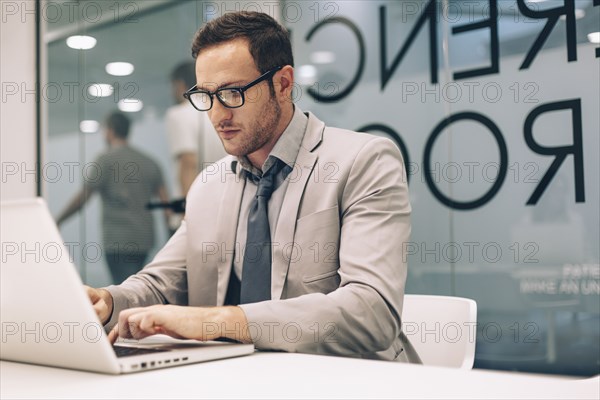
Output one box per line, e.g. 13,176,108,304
105,111,131,139
171,61,196,89
191,11,294,73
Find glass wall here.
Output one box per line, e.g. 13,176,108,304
43,0,599,376
45,0,202,285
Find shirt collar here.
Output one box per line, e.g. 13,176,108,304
232,105,308,178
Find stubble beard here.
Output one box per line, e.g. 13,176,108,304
232,93,282,158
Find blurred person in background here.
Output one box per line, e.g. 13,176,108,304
57,111,170,284
165,61,226,232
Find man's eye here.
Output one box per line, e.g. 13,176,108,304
219,90,243,105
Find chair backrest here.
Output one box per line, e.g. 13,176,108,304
402,294,477,369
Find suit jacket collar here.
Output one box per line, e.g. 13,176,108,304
302,111,325,152
216,159,246,306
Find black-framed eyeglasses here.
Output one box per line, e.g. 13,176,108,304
183,65,283,111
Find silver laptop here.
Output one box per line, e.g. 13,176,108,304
0,198,254,374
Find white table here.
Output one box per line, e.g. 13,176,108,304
2,352,598,399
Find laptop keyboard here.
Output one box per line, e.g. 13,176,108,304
113,346,169,358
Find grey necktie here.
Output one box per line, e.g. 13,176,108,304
240,159,290,304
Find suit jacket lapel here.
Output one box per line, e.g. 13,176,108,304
271,112,325,300
215,161,246,305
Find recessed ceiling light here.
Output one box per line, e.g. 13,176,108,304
79,120,99,133
87,83,114,98
106,62,134,76
560,9,585,20
296,65,317,85
118,98,143,112
310,51,336,64
588,32,600,44
66,35,97,50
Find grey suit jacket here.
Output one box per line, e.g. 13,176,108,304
106,112,419,362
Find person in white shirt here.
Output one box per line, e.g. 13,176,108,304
165,62,226,199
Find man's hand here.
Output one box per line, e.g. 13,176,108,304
107,305,251,345
85,286,114,325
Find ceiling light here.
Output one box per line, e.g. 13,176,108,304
296,65,317,85
574,9,585,19
106,62,134,76
588,32,600,44
87,83,114,98
66,35,97,50
79,120,99,133
310,51,336,64
118,98,143,113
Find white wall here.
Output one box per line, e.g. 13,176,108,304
0,2,38,201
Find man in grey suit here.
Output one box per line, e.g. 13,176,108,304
87,11,418,362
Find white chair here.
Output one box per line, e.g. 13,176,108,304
402,294,477,369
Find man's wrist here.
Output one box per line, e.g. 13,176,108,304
218,306,252,344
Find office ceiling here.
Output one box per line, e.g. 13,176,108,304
46,1,200,136
45,0,599,137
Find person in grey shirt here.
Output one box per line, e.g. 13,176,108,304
57,111,170,284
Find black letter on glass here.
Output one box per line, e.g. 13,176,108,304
380,1,438,88
595,0,600,58
524,99,584,205
453,0,499,80
517,0,577,69
306,17,365,103
423,112,508,210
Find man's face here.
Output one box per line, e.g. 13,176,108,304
194,38,282,162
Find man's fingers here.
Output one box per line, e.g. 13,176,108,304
138,313,161,333
107,324,119,344
92,302,104,312
85,285,100,303
117,308,159,339
117,308,141,339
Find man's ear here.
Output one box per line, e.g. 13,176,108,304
276,65,295,101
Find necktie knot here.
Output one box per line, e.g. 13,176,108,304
256,174,276,199
254,160,287,200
